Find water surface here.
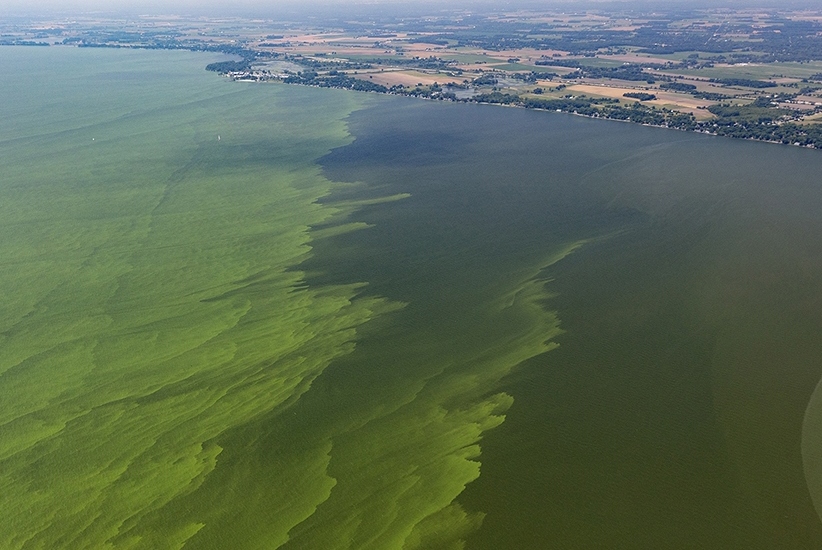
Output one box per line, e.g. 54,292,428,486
318,99,822,549
2,47,822,549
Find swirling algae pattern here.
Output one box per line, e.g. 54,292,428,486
0,48,568,549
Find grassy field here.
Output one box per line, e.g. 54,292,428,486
485,62,546,71
669,61,822,80
440,52,506,64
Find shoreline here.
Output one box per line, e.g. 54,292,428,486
3,42,817,151
269,79,822,151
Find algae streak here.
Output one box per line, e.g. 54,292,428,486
0,48,391,549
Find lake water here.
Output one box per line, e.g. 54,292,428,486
2,47,822,549
318,99,822,548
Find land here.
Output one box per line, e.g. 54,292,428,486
5,4,822,146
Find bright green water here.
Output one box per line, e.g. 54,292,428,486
3,46,822,550
0,48,395,548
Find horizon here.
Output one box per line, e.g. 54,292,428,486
3,0,821,18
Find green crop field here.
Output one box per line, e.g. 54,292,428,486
439,52,506,64
671,61,822,80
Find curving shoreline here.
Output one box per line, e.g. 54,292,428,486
264,76,822,151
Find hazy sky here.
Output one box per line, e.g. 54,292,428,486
1,0,495,17
4,0,447,16
1,0,816,17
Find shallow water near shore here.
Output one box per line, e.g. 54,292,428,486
2,46,822,549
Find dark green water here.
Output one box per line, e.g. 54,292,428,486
314,98,822,548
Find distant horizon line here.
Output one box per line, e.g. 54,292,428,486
3,0,822,20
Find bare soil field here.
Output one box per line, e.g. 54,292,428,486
276,45,396,56
353,70,460,87
401,43,450,55
801,112,822,123
568,84,716,119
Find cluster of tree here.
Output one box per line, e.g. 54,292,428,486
692,91,732,100
362,56,456,70
388,84,457,100
705,118,822,147
726,52,773,64
709,78,777,89
29,28,65,38
60,32,219,53
508,71,557,83
203,46,275,73
407,37,450,46
291,57,374,71
472,73,499,86
463,92,698,130
701,101,822,146
631,23,822,62
60,30,180,44
472,91,521,104
658,81,729,100
0,39,48,46
277,68,465,100
206,59,252,73
746,24,822,63
660,82,697,92
65,38,180,49
566,64,656,83
623,92,656,101
535,59,582,68
754,93,799,105
283,71,388,93
707,103,784,123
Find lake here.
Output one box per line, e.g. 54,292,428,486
2,46,822,549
